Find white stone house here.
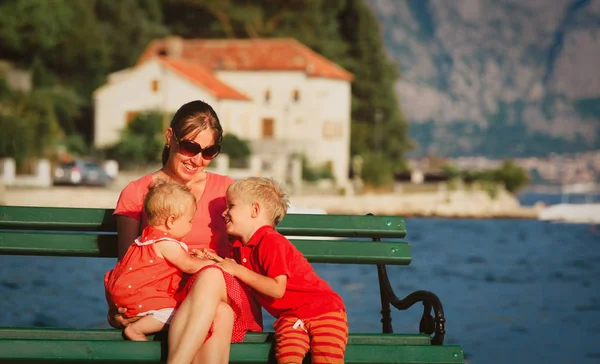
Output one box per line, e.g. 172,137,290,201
93,37,353,186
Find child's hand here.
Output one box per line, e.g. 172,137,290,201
107,306,140,329
199,248,223,262
191,248,216,260
217,258,240,276
203,253,240,276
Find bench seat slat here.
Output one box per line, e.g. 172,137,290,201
0,231,411,265
0,339,464,363
0,206,407,238
0,328,431,345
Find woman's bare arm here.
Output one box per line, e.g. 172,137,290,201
108,215,142,329
116,215,141,261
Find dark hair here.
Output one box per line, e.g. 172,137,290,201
161,100,224,166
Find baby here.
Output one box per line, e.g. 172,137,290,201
104,180,212,341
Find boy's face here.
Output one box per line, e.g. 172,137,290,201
169,204,196,239
223,190,254,238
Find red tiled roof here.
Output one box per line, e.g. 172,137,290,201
139,38,354,81
155,57,250,100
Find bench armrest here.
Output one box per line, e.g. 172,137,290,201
377,263,446,345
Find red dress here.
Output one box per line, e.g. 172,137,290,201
180,265,264,342
104,226,186,317
113,172,263,341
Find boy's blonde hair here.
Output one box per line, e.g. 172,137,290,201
228,177,289,225
144,180,197,226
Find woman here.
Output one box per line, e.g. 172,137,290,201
108,100,262,364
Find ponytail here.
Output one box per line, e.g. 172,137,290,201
161,145,170,167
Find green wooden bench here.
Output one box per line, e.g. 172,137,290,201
0,205,464,363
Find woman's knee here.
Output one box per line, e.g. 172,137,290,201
190,268,226,294
214,302,234,325
197,266,225,282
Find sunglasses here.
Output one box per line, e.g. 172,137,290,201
173,134,220,160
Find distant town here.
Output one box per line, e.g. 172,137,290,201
442,150,600,190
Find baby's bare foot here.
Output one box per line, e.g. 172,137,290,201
124,325,148,341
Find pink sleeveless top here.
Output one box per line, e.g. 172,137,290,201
113,172,234,257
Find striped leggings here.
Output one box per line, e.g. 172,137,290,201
273,310,348,364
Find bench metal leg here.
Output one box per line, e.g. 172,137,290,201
377,263,394,334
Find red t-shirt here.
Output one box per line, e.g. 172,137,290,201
113,172,233,257
231,226,345,319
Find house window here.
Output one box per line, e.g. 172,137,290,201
264,89,271,103
262,118,274,138
126,111,140,123
152,79,160,92
323,121,343,139
327,160,334,171
292,89,300,102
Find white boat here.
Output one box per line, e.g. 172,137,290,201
538,203,600,224
288,205,327,215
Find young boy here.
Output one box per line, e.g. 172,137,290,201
203,177,348,364
104,180,213,341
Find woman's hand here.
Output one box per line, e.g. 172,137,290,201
107,307,140,329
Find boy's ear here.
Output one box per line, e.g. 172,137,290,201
166,214,176,229
251,201,260,218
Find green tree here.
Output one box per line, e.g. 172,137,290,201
0,0,168,149
360,151,395,188
95,0,168,73
338,0,412,171
296,154,334,182
65,134,90,158
442,164,461,180
493,159,530,193
0,82,63,166
104,112,164,168
221,133,251,164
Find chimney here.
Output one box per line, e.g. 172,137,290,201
163,36,183,58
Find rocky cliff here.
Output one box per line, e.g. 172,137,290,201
368,0,600,158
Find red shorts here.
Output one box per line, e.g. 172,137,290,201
273,310,348,364
179,265,263,343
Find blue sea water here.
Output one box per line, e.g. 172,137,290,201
1,193,599,363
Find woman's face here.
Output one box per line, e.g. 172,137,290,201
167,127,217,182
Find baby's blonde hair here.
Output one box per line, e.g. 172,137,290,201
228,177,289,225
144,180,197,226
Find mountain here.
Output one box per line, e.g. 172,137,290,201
368,0,600,158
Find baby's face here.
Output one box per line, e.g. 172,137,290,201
170,205,196,239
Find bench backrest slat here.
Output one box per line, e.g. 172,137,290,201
0,231,411,265
0,206,406,238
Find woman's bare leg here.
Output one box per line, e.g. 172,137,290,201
191,302,234,364
167,268,228,364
